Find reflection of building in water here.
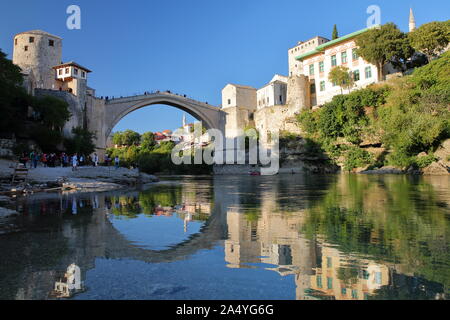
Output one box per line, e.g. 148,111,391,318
308,246,389,300
224,191,394,300
51,264,85,298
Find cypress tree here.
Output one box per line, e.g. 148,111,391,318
332,25,339,40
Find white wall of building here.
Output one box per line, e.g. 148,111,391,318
301,39,379,106
288,36,329,77
222,84,257,111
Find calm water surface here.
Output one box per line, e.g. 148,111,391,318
0,174,449,300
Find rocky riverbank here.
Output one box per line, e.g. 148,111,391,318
0,159,159,218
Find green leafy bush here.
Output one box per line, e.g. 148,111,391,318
343,146,374,171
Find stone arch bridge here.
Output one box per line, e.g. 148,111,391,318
88,92,226,155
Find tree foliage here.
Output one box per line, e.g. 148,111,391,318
328,66,354,94
332,24,339,40
298,51,449,171
0,49,29,135
112,129,141,147
141,131,156,149
64,127,97,155
356,23,414,79
409,20,450,61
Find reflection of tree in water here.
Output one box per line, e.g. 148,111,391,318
302,175,450,296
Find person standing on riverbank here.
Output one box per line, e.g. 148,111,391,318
92,153,99,167
114,156,120,170
72,153,78,171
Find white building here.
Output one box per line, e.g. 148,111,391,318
221,84,257,111
257,74,288,109
288,36,330,77
294,27,382,107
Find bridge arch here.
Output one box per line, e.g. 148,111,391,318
103,93,225,142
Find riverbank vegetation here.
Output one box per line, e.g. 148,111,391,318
298,48,450,171
107,130,212,175
0,49,96,156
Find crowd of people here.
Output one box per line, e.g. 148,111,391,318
19,152,102,170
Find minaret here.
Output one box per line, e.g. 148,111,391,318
182,114,187,127
409,8,416,32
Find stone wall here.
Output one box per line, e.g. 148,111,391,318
13,31,62,90
35,89,84,137
254,105,301,137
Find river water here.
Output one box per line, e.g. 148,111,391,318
0,174,449,300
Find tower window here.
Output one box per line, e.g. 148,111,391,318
228,99,231,105
24,46,28,51
49,40,54,47
29,37,34,43
15,38,18,45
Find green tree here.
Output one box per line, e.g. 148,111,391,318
32,96,71,130
112,131,124,146
409,20,450,61
0,49,30,135
64,127,96,155
122,129,141,146
141,131,156,150
356,23,414,80
332,24,339,40
328,66,354,94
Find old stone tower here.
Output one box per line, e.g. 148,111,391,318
13,30,62,91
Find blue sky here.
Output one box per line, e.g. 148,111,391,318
1,0,449,133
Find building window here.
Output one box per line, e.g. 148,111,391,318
327,277,333,289
353,70,360,81
320,81,326,92
375,272,382,285
228,99,231,105
74,68,78,76
279,95,283,104
332,80,338,87
49,39,54,47
319,61,324,73
341,288,347,295
327,257,332,268
316,275,323,288
365,66,372,79
15,38,18,45
341,51,347,64
24,46,28,51
309,64,315,76
331,55,337,67
29,37,34,43
352,48,359,61
352,290,358,299
310,83,316,94
58,69,62,76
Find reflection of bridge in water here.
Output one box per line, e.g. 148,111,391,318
4,175,448,300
